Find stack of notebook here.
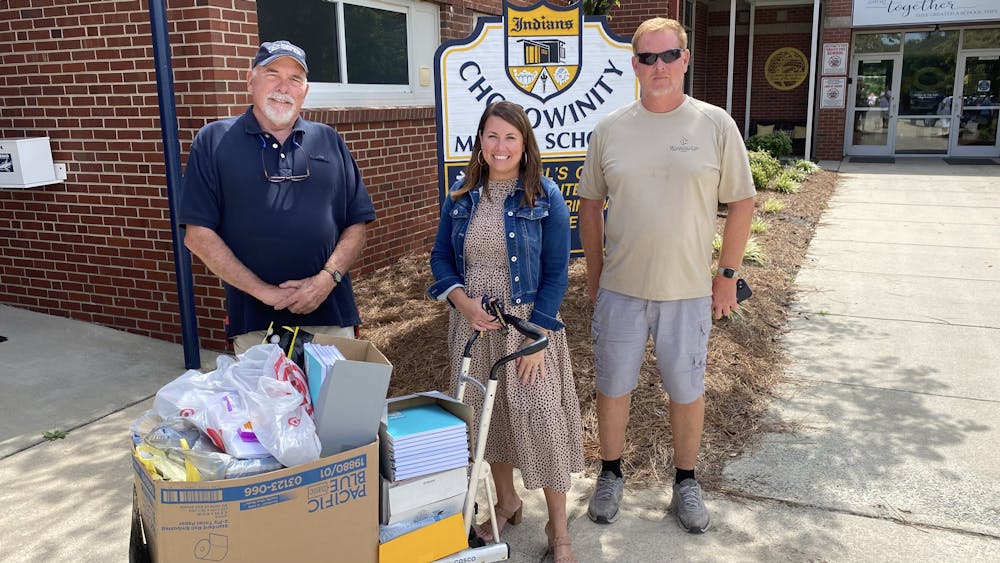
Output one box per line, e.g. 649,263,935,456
382,403,468,482
302,342,346,405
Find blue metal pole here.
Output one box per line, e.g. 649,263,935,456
149,0,201,369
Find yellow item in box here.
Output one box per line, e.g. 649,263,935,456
378,513,467,563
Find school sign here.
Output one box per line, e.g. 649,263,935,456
434,0,636,255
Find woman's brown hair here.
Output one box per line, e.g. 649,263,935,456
450,101,543,207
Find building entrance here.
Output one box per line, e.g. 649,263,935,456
950,51,1000,157
846,28,1000,158
847,55,901,156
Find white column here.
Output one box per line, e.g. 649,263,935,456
805,0,821,159
743,1,756,138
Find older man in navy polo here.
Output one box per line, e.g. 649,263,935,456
179,40,376,351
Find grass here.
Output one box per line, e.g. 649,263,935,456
750,215,768,234
724,307,748,323
714,234,769,265
43,430,68,441
772,171,801,194
763,198,785,213
742,236,769,265
793,159,820,174
783,168,808,182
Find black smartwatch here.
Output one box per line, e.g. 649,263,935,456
719,267,738,279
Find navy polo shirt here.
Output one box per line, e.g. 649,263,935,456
179,107,376,337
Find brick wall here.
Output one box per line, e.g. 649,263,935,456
0,0,245,344
0,0,484,350
815,0,853,160
703,9,748,123
704,5,814,136
605,1,673,38
690,1,710,100
305,107,441,274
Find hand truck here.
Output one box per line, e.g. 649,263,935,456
432,298,549,563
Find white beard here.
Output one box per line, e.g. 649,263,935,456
260,100,298,129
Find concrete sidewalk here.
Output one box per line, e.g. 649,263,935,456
1,158,999,562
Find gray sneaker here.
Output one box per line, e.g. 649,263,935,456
669,478,711,533
588,470,625,524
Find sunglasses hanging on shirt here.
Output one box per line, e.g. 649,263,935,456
259,133,311,183
635,48,686,66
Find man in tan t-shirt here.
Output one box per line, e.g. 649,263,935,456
578,17,755,534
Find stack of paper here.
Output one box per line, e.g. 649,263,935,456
384,404,468,482
303,342,346,405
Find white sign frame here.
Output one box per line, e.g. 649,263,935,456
852,0,1000,27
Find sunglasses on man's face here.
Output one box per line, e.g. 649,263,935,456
635,48,686,66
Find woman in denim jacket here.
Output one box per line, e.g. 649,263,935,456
428,102,583,563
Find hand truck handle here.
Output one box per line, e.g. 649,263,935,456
488,315,548,381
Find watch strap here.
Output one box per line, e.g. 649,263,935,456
322,267,342,283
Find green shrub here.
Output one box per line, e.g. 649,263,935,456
745,130,793,158
748,150,781,189
793,159,820,174
772,169,801,193
750,215,768,234
783,167,808,182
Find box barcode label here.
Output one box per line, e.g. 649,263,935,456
161,489,223,504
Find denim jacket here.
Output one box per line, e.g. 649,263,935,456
428,176,570,332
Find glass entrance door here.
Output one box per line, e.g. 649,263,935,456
950,52,1000,157
847,56,901,155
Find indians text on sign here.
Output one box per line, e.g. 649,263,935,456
510,16,575,33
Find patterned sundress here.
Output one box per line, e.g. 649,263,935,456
447,177,585,492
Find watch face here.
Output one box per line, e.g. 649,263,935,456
721,268,736,278
334,271,343,283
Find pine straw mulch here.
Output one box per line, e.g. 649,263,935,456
353,170,839,488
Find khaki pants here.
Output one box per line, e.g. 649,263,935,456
232,325,355,355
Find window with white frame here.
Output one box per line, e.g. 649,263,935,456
257,0,440,107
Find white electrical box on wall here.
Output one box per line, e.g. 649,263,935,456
0,137,61,188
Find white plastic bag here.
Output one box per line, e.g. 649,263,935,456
152,355,241,452
153,345,320,467
229,344,321,467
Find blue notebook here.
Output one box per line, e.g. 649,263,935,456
385,404,466,442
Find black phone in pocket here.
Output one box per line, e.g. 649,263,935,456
736,278,752,303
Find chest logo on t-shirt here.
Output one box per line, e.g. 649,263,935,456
669,136,700,153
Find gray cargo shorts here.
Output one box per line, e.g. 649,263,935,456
591,288,711,404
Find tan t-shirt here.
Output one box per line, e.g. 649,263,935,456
579,97,756,301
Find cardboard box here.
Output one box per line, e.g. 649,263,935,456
308,334,392,457
0,137,58,188
378,513,468,563
379,391,473,482
133,440,378,562
380,466,468,525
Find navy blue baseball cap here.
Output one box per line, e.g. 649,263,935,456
253,40,308,73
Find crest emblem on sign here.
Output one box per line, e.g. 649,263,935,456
505,1,582,102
